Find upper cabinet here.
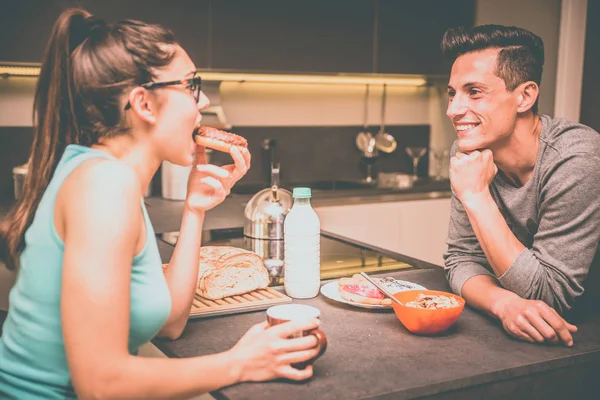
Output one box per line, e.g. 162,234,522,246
377,0,476,75
80,0,211,69
1,0,474,75
0,0,211,68
209,0,375,73
0,1,67,63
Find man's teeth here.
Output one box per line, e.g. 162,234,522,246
456,124,479,131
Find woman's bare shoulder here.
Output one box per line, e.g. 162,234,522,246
56,158,143,237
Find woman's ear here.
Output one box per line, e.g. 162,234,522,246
516,81,539,113
127,87,157,124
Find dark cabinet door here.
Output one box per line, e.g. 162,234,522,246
377,0,475,75
1,0,475,75
210,0,376,73
79,0,211,68
0,0,210,68
0,1,72,63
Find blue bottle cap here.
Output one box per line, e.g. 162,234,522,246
292,187,312,198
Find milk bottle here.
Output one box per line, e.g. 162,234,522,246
284,187,321,298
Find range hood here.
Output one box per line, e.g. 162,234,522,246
200,80,231,129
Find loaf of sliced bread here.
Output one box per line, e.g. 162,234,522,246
197,246,269,300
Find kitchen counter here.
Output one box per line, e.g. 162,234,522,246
0,178,450,224
153,236,600,400
145,179,451,234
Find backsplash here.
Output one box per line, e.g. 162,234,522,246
0,125,429,204
209,125,430,187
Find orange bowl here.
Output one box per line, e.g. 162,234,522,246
391,290,465,335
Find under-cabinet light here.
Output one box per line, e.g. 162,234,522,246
0,63,428,86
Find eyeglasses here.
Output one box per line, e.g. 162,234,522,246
124,76,202,111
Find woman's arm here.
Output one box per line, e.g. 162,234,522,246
158,207,204,339
59,160,315,399
58,160,233,398
159,145,250,339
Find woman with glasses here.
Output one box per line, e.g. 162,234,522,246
0,8,320,399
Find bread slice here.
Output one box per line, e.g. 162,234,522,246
197,246,269,300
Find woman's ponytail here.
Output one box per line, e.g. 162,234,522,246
1,9,91,269
1,8,177,270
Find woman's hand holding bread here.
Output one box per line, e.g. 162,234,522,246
185,132,251,214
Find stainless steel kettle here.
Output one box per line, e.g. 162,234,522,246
243,164,293,240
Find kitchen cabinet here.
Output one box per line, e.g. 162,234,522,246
1,0,474,76
315,197,451,266
0,0,210,68
210,0,475,75
0,1,66,63
79,0,211,69
209,0,375,73
376,0,476,75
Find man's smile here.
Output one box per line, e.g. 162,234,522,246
455,122,481,133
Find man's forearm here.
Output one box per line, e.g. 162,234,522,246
460,275,520,318
462,192,525,277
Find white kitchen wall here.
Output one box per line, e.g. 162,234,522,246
0,77,36,127
221,82,430,127
554,0,588,121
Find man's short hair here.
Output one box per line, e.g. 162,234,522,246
441,25,545,114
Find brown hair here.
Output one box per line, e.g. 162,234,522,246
0,8,177,270
441,25,544,114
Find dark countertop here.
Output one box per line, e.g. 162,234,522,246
0,178,450,224
153,235,600,400
145,179,451,234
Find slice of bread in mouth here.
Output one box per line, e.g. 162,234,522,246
194,126,248,152
194,135,235,153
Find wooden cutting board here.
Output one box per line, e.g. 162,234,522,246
190,288,292,319
162,264,292,319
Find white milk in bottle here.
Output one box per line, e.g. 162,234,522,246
284,187,321,298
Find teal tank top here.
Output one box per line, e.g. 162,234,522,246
0,144,172,399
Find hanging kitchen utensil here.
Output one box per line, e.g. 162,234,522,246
367,136,377,154
356,84,372,152
356,132,372,153
374,84,397,154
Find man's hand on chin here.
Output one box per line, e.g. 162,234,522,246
450,149,498,207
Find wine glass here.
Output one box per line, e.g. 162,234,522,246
361,138,379,184
406,147,427,182
430,148,450,181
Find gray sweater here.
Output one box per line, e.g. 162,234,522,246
444,115,600,314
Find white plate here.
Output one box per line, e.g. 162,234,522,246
320,277,426,310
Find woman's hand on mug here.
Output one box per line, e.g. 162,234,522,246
185,145,250,214
228,319,321,383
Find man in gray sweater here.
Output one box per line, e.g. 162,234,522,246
441,25,600,346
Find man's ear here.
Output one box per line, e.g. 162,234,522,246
516,81,539,113
127,87,157,124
